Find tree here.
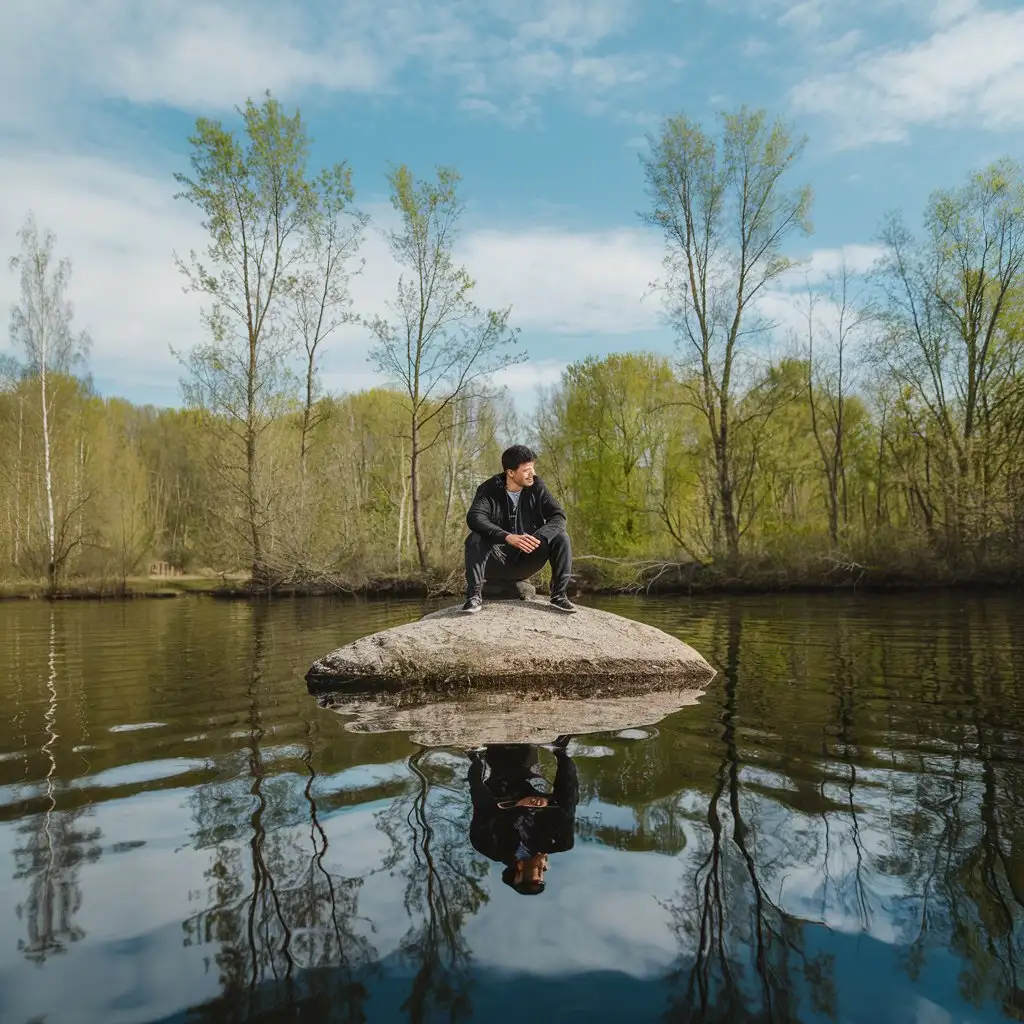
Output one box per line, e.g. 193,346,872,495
876,160,1024,553
174,92,346,584
8,215,92,590
369,166,523,572
801,262,872,546
643,107,812,559
288,167,366,486
98,400,155,593
539,354,676,557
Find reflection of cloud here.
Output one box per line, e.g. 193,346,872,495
465,842,680,977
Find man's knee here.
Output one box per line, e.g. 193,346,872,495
548,531,571,553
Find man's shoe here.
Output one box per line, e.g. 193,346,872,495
462,594,483,614
549,594,576,613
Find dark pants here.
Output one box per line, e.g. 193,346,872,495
465,531,573,599
480,745,549,802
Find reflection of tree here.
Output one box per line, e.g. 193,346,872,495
651,595,1024,1022
663,605,836,1023
375,749,490,1024
182,605,376,1021
575,740,692,856
818,617,870,932
907,602,1024,1019
576,794,686,855
13,607,102,963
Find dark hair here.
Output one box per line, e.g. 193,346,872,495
501,863,545,896
501,445,537,474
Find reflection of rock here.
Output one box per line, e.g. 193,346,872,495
306,599,715,692
314,687,706,747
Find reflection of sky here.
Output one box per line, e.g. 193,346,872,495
466,843,679,978
0,748,1017,1023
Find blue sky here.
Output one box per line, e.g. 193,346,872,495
2,0,1024,409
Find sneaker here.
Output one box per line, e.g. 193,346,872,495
549,594,576,613
462,594,483,614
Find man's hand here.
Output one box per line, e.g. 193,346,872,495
506,533,541,553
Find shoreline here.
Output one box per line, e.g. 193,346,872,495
1,566,1021,602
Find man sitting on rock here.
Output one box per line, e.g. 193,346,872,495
463,444,576,614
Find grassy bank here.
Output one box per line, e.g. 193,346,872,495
1,554,1021,602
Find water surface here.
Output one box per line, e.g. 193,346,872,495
0,593,1022,1023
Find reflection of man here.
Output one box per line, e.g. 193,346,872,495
468,739,578,896
463,444,576,614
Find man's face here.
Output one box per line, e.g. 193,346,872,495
515,853,548,885
507,461,536,488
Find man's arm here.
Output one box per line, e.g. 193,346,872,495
532,478,567,541
466,484,509,543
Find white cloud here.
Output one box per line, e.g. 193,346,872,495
741,37,772,57
100,7,384,109
491,360,566,389
0,0,665,128
0,150,205,401
791,8,1024,145
928,0,981,29
779,243,885,287
460,227,664,334
778,0,826,34
0,151,665,406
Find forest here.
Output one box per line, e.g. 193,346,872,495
1,94,1023,596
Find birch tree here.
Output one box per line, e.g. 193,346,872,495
8,216,91,590
369,166,523,572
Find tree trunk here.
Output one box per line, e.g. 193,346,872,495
15,397,23,567
827,467,839,548
441,427,461,565
397,480,407,570
410,415,429,572
40,359,57,591
715,415,740,560
299,358,315,501
246,332,263,581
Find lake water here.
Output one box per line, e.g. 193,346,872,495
0,593,1022,1023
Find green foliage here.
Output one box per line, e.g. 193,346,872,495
369,164,523,571
2,102,1024,590
643,107,813,558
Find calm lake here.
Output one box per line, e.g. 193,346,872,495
1,592,1022,1023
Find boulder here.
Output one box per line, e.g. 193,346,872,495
305,598,716,693
482,579,536,600
314,686,706,747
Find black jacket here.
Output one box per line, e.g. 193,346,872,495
468,747,578,863
466,474,567,545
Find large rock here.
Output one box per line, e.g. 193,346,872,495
305,598,715,693
314,687,707,747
